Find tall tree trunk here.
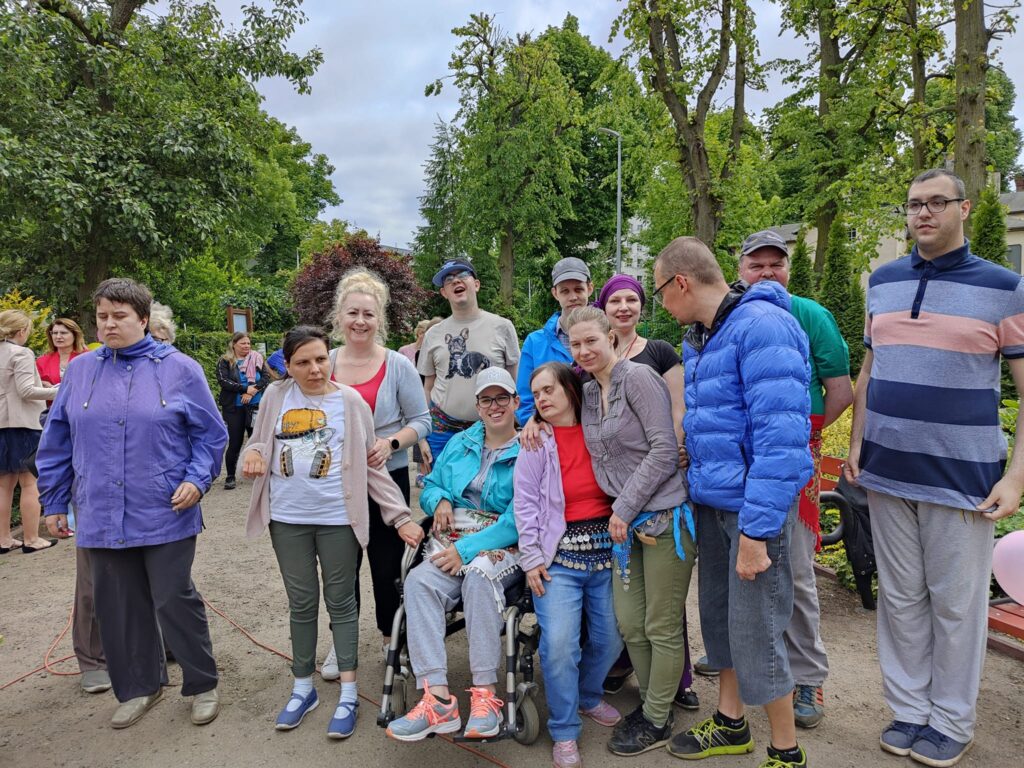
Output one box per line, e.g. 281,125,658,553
77,241,109,339
953,0,987,236
812,4,842,273
499,226,514,305
906,0,928,172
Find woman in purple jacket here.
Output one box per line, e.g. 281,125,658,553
36,278,228,731
514,362,623,768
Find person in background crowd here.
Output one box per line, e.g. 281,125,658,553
36,318,88,393
148,302,177,345
37,277,228,730
515,257,594,424
320,268,431,676
217,333,272,490
418,259,519,463
514,362,622,768
1,309,59,554
242,325,423,738
267,347,287,378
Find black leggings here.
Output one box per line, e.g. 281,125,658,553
222,405,252,480
355,466,412,635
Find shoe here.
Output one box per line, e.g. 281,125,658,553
276,689,319,730
463,687,503,738
793,685,824,729
580,699,622,727
667,714,754,759
80,669,112,694
321,645,340,681
21,538,57,554
880,720,925,756
693,656,719,677
603,666,633,694
224,477,236,490
909,725,973,767
327,699,359,739
111,689,163,729
553,740,582,768
386,689,461,742
673,687,700,711
191,688,220,725
760,745,808,767
607,708,673,756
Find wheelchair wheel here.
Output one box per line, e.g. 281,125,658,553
513,694,540,745
391,672,409,718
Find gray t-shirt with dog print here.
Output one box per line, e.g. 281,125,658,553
417,311,520,422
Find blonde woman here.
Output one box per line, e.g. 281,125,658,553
0,309,58,553
148,302,177,344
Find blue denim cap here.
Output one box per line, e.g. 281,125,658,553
432,259,477,287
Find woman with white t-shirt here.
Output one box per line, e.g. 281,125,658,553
242,326,423,739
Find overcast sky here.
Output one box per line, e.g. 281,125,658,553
208,1,1023,249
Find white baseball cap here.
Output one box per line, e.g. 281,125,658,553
473,367,517,397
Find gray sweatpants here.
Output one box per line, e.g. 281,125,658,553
404,559,519,689
783,521,829,687
868,490,994,743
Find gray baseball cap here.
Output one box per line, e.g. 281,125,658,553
740,230,789,259
551,257,591,286
474,366,517,396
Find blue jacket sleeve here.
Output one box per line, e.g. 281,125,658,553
515,333,537,425
419,437,458,515
181,359,229,492
36,373,75,515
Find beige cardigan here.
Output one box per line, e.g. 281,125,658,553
243,379,412,545
0,341,55,430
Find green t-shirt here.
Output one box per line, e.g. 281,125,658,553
789,295,850,416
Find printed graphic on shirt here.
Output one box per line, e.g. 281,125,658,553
444,327,493,379
275,407,336,479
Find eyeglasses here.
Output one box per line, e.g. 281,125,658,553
476,393,513,408
903,197,965,216
653,274,676,305
442,270,475,286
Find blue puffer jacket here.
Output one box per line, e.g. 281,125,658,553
683,281,812,539
515,311,572,424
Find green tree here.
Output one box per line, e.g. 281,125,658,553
412,119,465,300
818,213,865,372
971,186,1010,268
789,229,815,298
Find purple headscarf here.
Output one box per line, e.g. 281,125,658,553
596,274,646,309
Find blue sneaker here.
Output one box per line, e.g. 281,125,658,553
276,689,319,730
881,721,924,755
909,725,973,767
327,699,358,739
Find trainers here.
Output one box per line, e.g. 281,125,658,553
320,645,340,681
224,477,236,490
603,666,633,694
327,699,359,739
693,656,719,677
673,687,700,711
761,745,808,767
463,687,503,738
607,708,673,756
880,720,925,756
80,669,112,694
553,740,582,768
386,689,461,742
909,725,973,767
275,689,319,730
580,699,622,727
793,685,824,729
667,714,754,759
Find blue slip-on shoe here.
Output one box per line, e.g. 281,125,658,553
327,700,359,739
275,689,319,731
880,720,924,756
909,725,973,767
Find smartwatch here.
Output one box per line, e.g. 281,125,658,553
390,438,401,451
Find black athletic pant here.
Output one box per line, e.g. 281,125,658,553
222,404,252,480
355,467,411,635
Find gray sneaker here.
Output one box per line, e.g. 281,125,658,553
694,655,719,677
880,721,924,756
386,689,461,742
462,687,503,738
81,669,112,694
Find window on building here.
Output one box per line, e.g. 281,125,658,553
1009,244,1022,274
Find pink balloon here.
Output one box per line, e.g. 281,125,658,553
993,530,1024,605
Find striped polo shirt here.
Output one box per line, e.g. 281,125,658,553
859,241,1024,509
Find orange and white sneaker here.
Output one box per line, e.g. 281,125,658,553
462,687,504,738
386,688,461,742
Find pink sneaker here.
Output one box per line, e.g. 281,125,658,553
553,739,581,768
579,699,621,727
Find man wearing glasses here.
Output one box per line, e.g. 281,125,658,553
846,168,1024,766
418,259,520,462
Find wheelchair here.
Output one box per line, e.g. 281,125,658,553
376,520,542,745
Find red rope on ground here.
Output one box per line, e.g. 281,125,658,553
43,603,80,676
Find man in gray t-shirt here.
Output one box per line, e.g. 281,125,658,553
418,259,519,463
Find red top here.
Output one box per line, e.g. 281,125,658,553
348,360,387,413
36,350,85,405
553,424,613,523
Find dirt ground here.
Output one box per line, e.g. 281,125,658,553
2,472,1023,768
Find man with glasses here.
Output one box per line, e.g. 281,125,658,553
418,259,519,462
846,168,1024,766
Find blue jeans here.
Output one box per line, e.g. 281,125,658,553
533,563,622,742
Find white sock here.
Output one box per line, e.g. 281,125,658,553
287,676,314,710
336,681,358,716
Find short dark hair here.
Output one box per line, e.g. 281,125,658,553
282,325,330,365
530,362,583,424
910,168,967,200
655,236,723,286
91,278,152,321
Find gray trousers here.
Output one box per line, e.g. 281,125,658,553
868,490,994,743
74,546,106,673
404,559,519,689
783,521,829,687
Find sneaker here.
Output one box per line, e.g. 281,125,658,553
80,669,112,694
463,687,503,738
880,720,925,756
760,745,808,767
673,687,700,711
607,709,673,756
224,477,236,490
275,689,319,730
321,645,340,681
693,656,719,677
327,699,359,739
909,725,973,767
553,740,582,768
667,714,754,759
580,699,622,727
386,689,461,742
603,666,633,694
793,685,824,729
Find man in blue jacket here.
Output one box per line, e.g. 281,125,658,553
515,257,593,423
653,237,812,768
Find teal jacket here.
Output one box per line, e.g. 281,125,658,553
419,421,520,565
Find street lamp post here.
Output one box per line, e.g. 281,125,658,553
597,127,622,274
